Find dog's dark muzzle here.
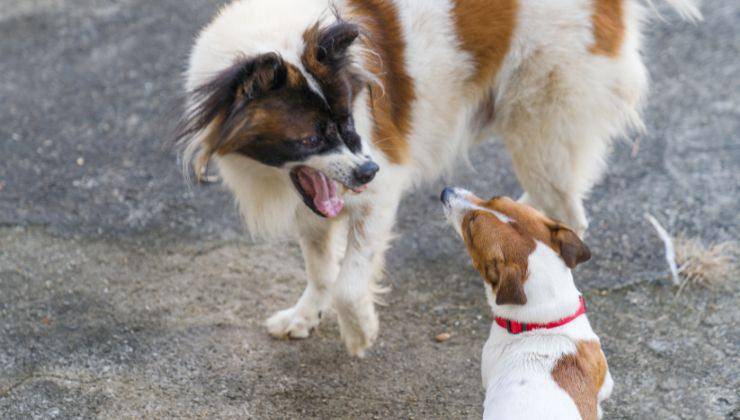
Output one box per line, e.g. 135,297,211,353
441,187,456,204
353,161,379,185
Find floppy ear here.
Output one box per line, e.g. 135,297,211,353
235,53,288,100
176,53,287,150
550,225,591,268
195,53,287,123
175,53,288,180
494,263,527,306
316,21,360,64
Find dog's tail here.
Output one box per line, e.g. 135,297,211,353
645,0,702,21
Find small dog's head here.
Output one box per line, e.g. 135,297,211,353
441,187,590,306
177,19,377,219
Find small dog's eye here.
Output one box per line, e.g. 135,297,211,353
299,136,322,148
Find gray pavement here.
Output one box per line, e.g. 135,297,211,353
1,1,738,418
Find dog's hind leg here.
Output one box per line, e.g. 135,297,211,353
495,51,646,235
265,211,347,339
503,122,607,236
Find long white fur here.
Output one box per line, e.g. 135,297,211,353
184,0,698,356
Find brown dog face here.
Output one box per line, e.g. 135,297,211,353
177,20,378,219
441,187,590,305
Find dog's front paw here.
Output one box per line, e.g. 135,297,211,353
265,306,320,339
334,297,378,358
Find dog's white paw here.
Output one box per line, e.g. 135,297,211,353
334,298,378,358
265,306,320,339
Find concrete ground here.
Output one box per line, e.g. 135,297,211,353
0,1,738,418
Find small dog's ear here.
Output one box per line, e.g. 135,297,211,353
550,224,591,269
494,264,527,306
317,21,360,63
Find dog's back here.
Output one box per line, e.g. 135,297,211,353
485,370,582,420
482,331,613,420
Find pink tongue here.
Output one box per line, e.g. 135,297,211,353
300,168,344,218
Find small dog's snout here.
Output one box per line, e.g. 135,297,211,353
441,187,455,203
354,161,379,185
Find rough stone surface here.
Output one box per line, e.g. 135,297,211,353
0,1,738,419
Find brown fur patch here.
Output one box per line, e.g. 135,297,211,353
452,0,518,88
467,196,590,269
211,61,325,159
551,340,608,420
590,0,625,57
346,0,415,164
176,52,347,169
301,20,367,153
459,194,591,302
285,64,305,87
301,21,365,117
463,210,534,305
302,23,336,82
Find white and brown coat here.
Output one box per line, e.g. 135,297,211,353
179,0,700,356
442,188,612,419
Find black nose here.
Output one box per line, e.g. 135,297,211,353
353,161,379,185
441,187,455,203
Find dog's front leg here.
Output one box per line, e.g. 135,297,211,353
333,190,401,357
266,209,347,339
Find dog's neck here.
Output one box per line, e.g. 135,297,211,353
487,241,583,324
481,242,594,389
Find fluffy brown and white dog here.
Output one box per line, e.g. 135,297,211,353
176,0,699,356
441,187,612,419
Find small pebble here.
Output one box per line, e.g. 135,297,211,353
435,332,451,343
76,157,85,166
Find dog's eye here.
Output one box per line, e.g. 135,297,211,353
299,136,322,148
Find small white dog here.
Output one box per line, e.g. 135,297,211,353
442,187,613,420
177,0,699,356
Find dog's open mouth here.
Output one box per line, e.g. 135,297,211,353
290,166,346,218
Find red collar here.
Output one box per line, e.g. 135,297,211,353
494,296,587,334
